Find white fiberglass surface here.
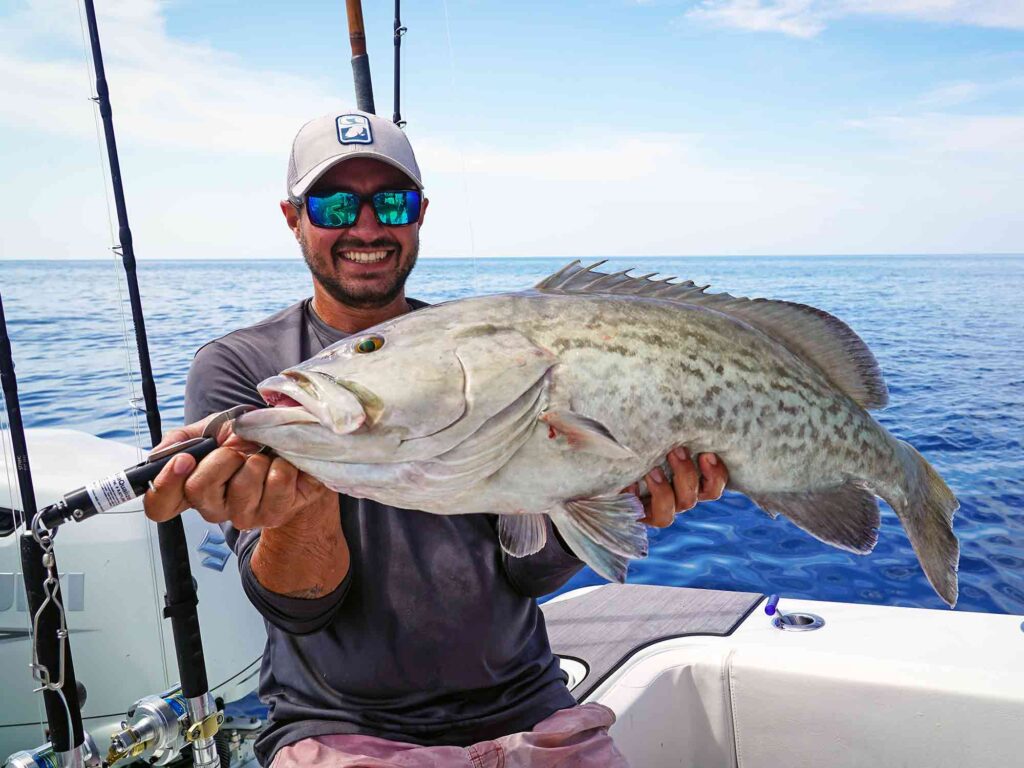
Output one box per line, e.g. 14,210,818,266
581,595,1024,768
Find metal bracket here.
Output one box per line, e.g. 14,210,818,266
185,711,224,743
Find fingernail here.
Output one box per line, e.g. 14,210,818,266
707,454,718,466
674,446,689,460
651,468,665,484
171,455,192,475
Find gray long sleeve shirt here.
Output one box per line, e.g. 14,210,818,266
183,298,582,765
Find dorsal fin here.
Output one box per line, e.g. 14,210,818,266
534,261,888,410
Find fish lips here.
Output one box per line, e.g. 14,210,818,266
238,372,367,436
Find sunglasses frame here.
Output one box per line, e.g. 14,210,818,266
299,188,423,229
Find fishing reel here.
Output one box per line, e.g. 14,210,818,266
5,733,101,768
106,687,223,767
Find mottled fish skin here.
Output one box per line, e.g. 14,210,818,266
235,267,959,604
345,292,905,514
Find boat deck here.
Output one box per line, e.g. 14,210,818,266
542,584,763,699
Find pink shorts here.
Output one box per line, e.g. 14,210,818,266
270,703,629,768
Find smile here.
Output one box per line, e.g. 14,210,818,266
340,250,391,264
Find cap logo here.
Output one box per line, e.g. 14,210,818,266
336,114,373,145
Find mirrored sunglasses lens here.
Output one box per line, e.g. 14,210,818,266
373,191,420,226
308,192,359,227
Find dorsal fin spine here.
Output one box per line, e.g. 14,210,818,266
533,261,888,410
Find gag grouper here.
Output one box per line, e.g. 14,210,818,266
234,261,960,605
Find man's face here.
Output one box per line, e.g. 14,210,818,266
283,157,427,309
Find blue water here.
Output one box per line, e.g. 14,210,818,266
1,256,1022,614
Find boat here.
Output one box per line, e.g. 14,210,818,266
4,431,1023,766
545,584,1024,766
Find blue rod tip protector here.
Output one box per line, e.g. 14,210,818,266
765,594,780,616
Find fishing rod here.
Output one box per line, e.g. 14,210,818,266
393,0,406,126
346,0,376,113
0,291,90,768
79,1,223,766
2,406,244,532
0,403,244,534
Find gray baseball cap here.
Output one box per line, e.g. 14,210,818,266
286,109,423,198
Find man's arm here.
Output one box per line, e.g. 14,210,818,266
144,341,350,634
501,519,586,598
239,499,351,635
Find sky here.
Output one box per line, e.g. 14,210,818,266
0,0,1022,259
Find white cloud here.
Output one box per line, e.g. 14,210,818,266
915,75,1024,109
417,133,887,257
916,81,985,109
687,0,1024,37
418,133,703,183
688,0,826,38
847,113,1024,154
0,0,339,154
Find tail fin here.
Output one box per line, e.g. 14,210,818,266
890,441,960,607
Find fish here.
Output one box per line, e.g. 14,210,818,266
234,261,960,605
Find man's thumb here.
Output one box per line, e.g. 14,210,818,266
143,453,196,522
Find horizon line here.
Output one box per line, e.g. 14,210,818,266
2,252,1023,263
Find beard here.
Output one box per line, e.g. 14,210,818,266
299,230,419,309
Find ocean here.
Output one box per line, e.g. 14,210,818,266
1,255,1021,614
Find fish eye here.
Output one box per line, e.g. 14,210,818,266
355,335,385,354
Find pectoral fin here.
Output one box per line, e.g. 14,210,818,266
498,514,548,557
540,410,636,460
548,494,648,583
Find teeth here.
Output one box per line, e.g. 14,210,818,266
342,250,389,264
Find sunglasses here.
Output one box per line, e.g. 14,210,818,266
303,189,422,228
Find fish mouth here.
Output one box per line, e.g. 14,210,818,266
238,371,367,435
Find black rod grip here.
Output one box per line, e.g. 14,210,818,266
39,437,219,530
352,54,376,114
19,534,85,752
158,516,209,698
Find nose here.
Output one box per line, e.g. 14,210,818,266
346,196,386,241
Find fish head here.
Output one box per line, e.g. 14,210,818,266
235,312,465,447
233,305,558,461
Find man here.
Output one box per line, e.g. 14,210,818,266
144,110,729,767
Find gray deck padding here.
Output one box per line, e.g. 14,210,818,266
542,584,763,700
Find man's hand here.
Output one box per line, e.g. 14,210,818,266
622,447,728,528
143,414,333,531
144,414,348,598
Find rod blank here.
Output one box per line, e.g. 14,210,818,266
393,0,405,126
81,0,215,737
